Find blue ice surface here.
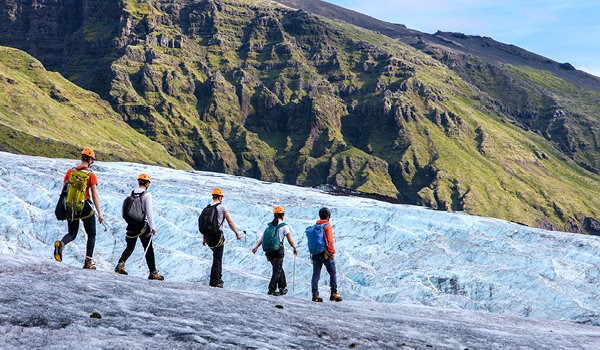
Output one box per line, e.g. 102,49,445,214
1,151,600,325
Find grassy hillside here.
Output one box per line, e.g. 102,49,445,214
0,46,189,169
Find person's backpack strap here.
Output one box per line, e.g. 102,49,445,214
321,223,330,246
214,202,225,230
71,166,92,177
275,222,287,244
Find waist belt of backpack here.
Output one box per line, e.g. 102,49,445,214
126,223,149,239
311,251,333,264
208,234,224,249
69,200,94,221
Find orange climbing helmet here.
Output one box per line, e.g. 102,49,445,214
81,148,96,160
273,206,285,214
137,174,151,183
212,188,224,196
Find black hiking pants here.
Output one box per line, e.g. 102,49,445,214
266,247,286,291
118,233,156,272
268,260,286,291
209,244,224,286
63,211,96,258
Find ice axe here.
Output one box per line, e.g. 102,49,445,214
225,233,247,245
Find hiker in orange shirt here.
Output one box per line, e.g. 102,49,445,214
54,148,104,269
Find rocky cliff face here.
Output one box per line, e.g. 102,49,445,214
1,0,600,232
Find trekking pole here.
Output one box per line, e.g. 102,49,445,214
293,254,296,291
139,235,153,269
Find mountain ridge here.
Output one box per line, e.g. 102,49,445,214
272,0,600,91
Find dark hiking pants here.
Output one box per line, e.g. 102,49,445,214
63,213,96,257
210,244,224,286
266,247,286,290
311,252,337,297
268,260,286,290
118,233,156,272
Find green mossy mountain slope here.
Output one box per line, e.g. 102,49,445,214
1,0,600,232
0,46,189,169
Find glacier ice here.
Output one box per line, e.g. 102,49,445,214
1,151,600,325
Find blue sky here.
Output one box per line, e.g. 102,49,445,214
325,0,600,77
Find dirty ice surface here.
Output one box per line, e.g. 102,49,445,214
2,254,600,349
2,151,600,327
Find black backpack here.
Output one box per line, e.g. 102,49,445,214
122,191,146,225
198,203,223,236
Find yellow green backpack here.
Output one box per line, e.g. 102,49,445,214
64,168,93,220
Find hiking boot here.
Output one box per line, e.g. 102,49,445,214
268,288,280,296
53,241,64,262
312,295,323,302
279,288,288,296
83,257,96,270
330,293,343,302
114,261,128,275
210,283,223,288
148,270,164,281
